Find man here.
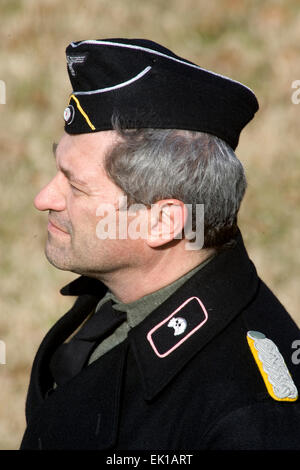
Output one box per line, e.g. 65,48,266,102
20,38,300,450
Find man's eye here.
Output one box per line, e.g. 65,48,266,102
69,183,81,193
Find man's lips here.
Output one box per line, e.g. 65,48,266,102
48,219,69,234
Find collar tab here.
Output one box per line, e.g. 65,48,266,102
147,296,208,358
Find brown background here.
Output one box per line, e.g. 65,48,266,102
0,0,299,449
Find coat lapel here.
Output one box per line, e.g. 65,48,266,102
25,341,128,450
25,289,105,423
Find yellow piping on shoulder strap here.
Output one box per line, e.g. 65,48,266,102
247,331,298,402
69,94,96,131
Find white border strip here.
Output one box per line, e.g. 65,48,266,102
73,65,152,96
70,40,256,96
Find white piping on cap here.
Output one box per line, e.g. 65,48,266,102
73,65,152,96
70,39,256,97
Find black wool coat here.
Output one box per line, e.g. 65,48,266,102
20,232,300,450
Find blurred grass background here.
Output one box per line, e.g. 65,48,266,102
0,0,299,449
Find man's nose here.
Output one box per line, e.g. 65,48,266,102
34,174,66,212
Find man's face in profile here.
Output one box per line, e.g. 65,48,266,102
34,131,144,278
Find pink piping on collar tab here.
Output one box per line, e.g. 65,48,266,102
146,296,208,358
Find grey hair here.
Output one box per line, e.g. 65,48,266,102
104,118,247,249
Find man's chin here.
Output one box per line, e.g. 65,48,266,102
44,247,90,275
45,247,72,272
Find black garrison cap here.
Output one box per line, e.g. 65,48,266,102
63,38,259,150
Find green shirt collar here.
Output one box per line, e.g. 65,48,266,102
96,254,214,329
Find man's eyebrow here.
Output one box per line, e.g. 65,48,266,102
52,142,89,187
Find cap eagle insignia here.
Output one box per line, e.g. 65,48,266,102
67,54,88,77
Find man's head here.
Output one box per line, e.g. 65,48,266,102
34,38,258,283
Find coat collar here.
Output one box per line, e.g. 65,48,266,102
58,231,259,402
60,274,107,296
127,231,259,400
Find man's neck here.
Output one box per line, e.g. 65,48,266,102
99,247,216,304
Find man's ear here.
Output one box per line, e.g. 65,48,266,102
146,199,188,248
